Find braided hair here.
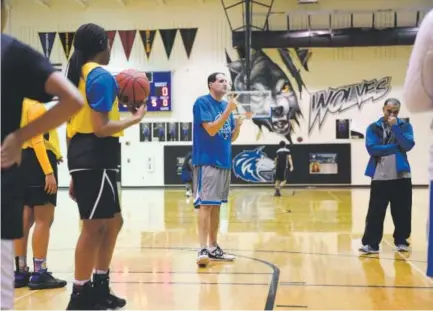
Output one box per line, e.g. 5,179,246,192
66,23,108,87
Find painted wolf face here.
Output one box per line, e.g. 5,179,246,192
226,49,309,144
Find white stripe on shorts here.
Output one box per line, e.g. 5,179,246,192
1,239,14,310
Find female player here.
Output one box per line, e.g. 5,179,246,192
13,98,66,290
65,23,146,310
403,8,433,278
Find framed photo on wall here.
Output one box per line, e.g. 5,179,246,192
139,122,152,142
166,122,179,141
335,119,350,139
309,153,338,174
180,122,192,141
153,122,166,141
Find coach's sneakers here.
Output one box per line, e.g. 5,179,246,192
28,270,67,290
14,268,30,288
396,244,411,252
359,245,379,254
196,248,210,267
93,270,127,309
208,245,235,261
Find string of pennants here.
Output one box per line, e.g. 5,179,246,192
38,28,198,61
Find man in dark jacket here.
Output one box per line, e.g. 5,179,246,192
360,98,415,254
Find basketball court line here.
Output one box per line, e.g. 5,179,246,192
278,282,433,289
327,190,341,202
110,281,270,286
44,246,429,263
382,238,433,285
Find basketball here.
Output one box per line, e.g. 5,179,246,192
116,69,150,110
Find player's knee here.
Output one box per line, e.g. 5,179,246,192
34,206,55,227
82,220,107,237
109,213,124,233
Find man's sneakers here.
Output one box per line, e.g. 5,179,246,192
358,245,380,254
196,244,235,267
359,242,411,255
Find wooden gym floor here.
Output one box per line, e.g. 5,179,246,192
13,187,433,310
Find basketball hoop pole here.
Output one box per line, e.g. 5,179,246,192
244,0,252,92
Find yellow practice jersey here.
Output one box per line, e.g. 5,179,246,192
66,61,123,139
20,98,62,174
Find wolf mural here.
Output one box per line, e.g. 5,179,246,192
226,48,312,144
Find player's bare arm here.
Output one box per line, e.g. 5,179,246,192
91,104,146,137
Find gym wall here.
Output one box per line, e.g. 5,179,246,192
7,0,433,187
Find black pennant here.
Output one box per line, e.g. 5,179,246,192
159,29,177,59
38,32,56,59
179,28,198,59
139,30,156,59
58,32,75,60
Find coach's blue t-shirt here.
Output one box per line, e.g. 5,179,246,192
192,94,235,169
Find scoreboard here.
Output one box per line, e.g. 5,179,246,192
117,71,172,113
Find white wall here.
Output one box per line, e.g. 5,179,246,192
7,0,433,187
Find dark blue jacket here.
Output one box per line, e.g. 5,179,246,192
364,117,415,178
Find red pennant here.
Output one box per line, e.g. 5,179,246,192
106,30,117,51
118,30,137,61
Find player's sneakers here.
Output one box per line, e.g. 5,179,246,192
93,270,127,309
196,248,210,267
208,245,235,261
28,270,67,290
66,282,105,310
14,268,30,288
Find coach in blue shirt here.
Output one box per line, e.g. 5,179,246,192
192,72,242,267
359,98,415,254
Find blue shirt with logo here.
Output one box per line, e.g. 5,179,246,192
192,94,235,169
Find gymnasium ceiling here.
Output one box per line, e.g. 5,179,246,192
8,0,205,8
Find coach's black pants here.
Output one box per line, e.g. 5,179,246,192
361,178,412,249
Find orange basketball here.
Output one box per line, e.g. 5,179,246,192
116,69,150,110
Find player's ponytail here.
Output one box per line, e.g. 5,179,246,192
66,23,108,87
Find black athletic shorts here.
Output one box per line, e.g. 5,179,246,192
21,148,58,207
1,164,24,239
71,169,121,220
275,167,288,182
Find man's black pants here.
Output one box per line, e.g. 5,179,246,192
361,178,412,249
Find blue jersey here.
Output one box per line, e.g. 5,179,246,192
192,94,235,169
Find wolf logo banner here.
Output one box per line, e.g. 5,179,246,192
308,76,392,134
232,147,275,183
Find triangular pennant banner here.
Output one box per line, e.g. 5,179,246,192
58,32,75,60
118,30,137,61
139,30,156,59
159,29,177,59
179,28,198,59
38,32,56,59
106,30,117,51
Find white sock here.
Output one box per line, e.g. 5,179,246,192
73,279,90,286
94,269,108,275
